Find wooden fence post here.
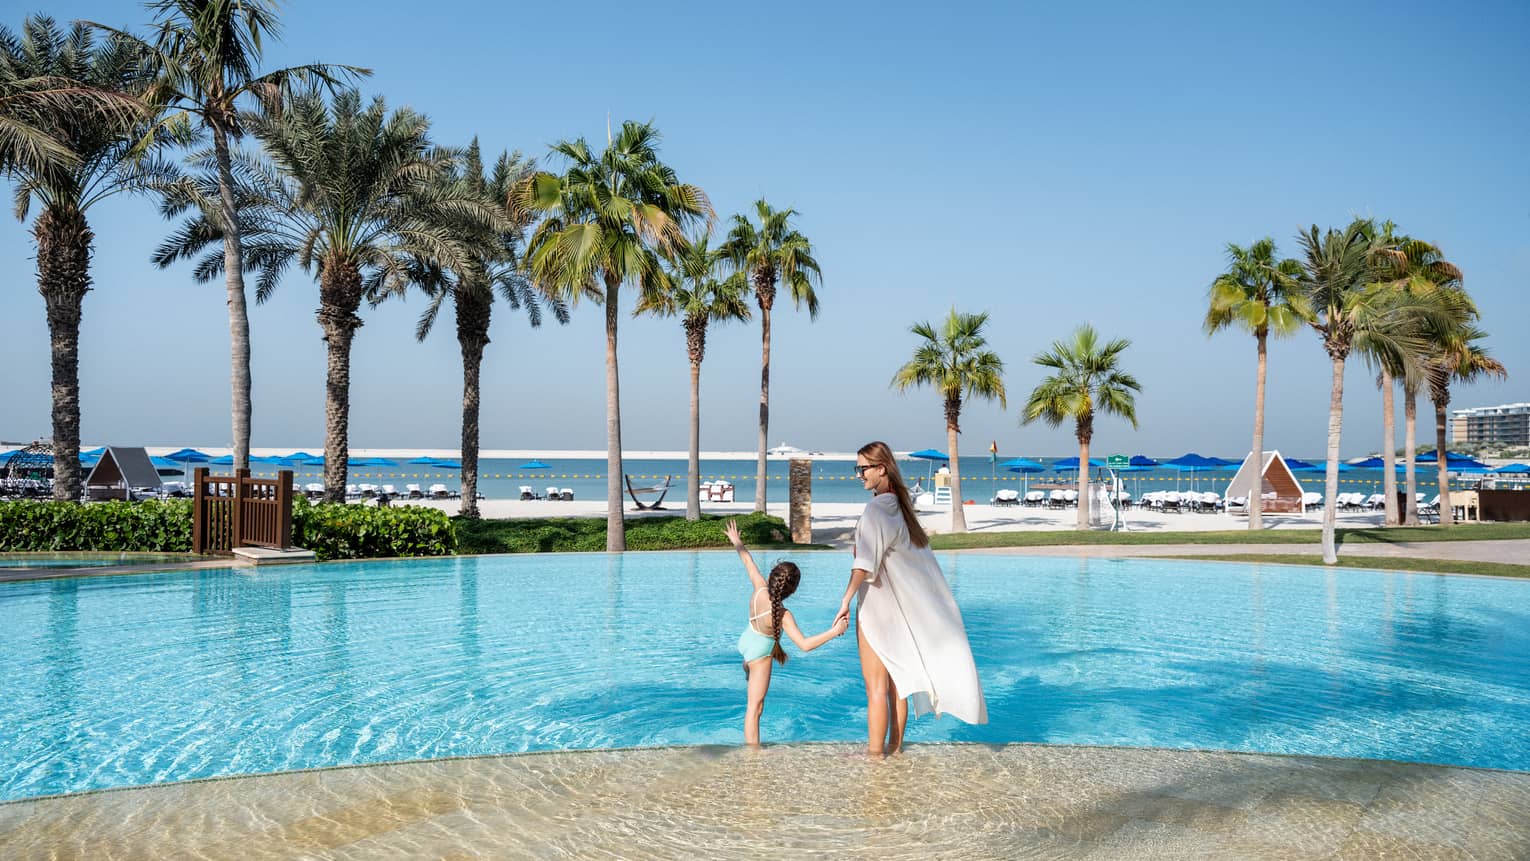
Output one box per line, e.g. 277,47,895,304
192,466,207,554
232,467,249,548
277,469,294,549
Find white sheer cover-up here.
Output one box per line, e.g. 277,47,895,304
853,492,987,724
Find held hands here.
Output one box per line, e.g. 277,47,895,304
834,602,851,629
724,519,743,548
831,614,850,637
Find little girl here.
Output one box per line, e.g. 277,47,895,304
725,519,847,745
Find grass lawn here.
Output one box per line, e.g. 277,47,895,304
1165,553,1530,579
927,522,1530,551
454,511,830,553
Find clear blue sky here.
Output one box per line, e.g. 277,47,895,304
3,0,1526,458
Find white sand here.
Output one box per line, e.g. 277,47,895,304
394,497,1384,547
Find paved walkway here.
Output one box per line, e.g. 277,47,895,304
962,539,1530,566
4,744,1527,859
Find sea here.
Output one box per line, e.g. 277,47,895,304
223,454,1491,505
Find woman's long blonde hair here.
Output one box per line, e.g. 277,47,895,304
858,441,929,548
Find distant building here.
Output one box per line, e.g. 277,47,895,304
1450,402,1530,446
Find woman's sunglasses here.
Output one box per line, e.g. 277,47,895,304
854,464,881,477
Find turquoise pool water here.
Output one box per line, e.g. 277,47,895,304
1,553,1527,800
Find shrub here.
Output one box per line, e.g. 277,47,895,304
453,512,794,554
291,498,456,560
0,499,193,552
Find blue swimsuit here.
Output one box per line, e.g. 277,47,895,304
738,588,777,662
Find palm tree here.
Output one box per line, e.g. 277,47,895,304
513,121,711,550
718,200,822,513
1299,219,1439,563
892,309,1006,533
0,17,165,501
637,233,751,520
1203,237,1307,531
399,141,568,517
1368,233,1466,525
1021,324,1139,530
1426,324,1506,526
105,0,364,472
154,89,488,501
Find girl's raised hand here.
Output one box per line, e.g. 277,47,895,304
724,519,742,547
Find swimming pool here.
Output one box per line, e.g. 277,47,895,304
1,552,1527,801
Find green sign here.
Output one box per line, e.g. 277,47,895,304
1107,454,1129,469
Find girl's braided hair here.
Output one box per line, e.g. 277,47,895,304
766,560,801,665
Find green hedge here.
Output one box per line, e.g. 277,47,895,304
453,511,797,554
0,499,193,552
290,498,455,560
0,498,455,560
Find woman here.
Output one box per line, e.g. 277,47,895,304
835,441,987,755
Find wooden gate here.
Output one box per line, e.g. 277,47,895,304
192,467,294,553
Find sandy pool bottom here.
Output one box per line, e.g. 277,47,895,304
3,743,1528,860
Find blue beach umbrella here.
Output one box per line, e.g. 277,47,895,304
1416,451,1489,469
520,459,550,470
907,448,949,484
1163,452,1225,490
1493,463,1530,474
406,456,443,465
1051,457,1104,471
350,457,398,468
1004,459,1045,495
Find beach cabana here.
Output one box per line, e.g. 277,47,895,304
84,446,162,501
1223,450,1304,514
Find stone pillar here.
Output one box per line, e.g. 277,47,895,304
789,458,812,544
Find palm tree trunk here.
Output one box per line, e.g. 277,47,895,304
945,396,966,533
1403,387,1419,526
318,266,363,503
1321,356,1345,564
755,303,771,513
603,271,626,551
1433,396,1454,526
36,204,91,502
1076,428,1092,531
687,358,701,521
1381,369,1398,526
456,296,489,518
1249,330,1268,530
459,339,484,517
212,125,252,473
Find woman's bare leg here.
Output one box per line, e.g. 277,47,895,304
858,619,893,756
887,679,908,754
744,658,772,746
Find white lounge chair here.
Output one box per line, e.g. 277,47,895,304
1023,490,1045,507
519,485,535,500
406,483,423,499
1302,491,1323,512
429,483,450,499
546,485,561,501
559,488,574,501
